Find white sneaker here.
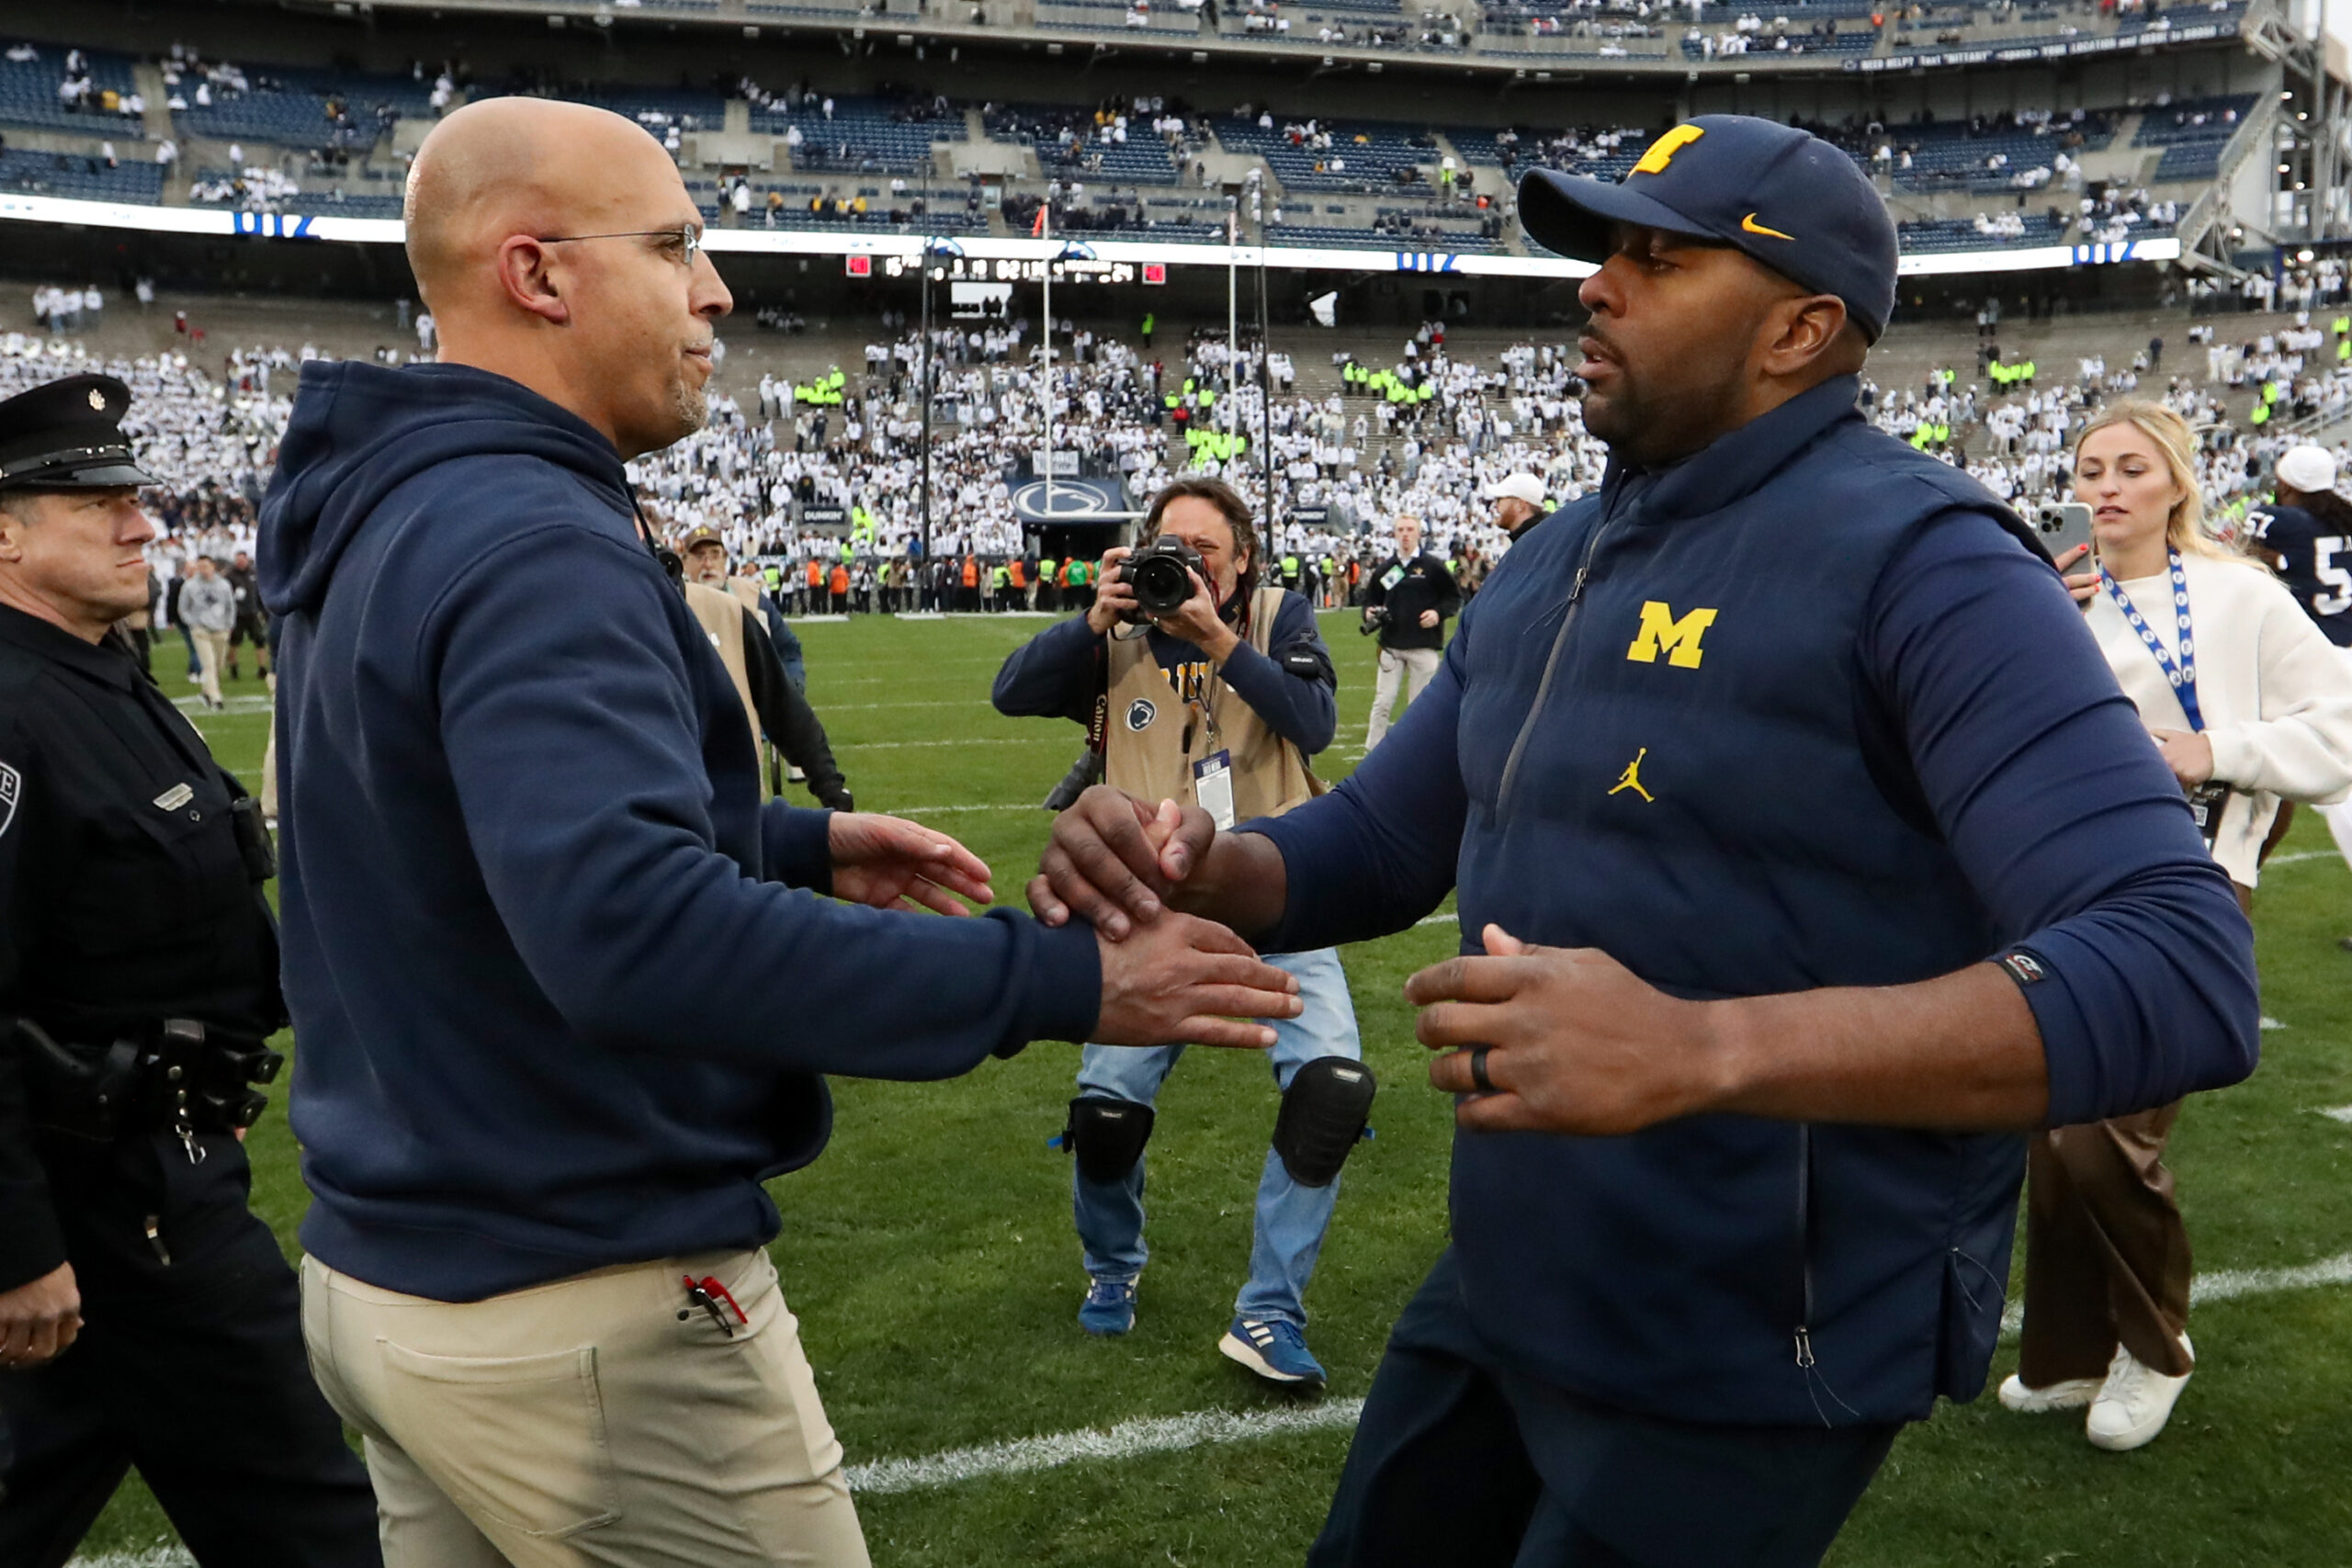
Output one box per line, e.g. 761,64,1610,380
2086,1335,2193,1451
1997,1373,2100,1414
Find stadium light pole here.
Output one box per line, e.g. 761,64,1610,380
1042,203,1055,521
920,236,933,561
1250,173,1274,534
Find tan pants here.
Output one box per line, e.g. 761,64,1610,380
1366,645,1441,750
2014,883,2256,1385
190,626,231,705
300,1248,869,1568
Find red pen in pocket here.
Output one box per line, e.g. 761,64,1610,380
682,1273,749,1337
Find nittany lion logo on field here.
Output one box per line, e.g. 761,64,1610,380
1125,698,1157,732
0,762,17,839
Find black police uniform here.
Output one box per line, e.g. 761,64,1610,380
0,375,379,1567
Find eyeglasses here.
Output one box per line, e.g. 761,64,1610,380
536,225,704,265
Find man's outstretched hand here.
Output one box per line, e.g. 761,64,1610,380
1414,924,1724,1135
1094,910,1299,1049
1028,786,1216,940
830,812,994,916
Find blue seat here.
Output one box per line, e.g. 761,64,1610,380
0,43,144,139
0,147,164,202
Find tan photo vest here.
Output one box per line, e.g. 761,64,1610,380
683,580,758,768
1103,585,1321,824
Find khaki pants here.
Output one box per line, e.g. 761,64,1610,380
2014,883,2256,1386
190,626,231,705
300,1249,869,1568
1366,645,1441,750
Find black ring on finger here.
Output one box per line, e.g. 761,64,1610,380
1469,1045,1494,1095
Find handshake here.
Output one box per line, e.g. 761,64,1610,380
823,805,1304,1052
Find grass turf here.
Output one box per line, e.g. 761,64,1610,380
79,611,2352,1565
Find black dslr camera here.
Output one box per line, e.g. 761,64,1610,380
1123,535,1207,620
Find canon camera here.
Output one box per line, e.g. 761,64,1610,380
1124,535,1207,620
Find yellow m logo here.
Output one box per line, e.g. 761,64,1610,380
1631,125,1705,176
1625,602,1718,669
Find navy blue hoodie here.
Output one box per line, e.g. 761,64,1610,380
260,362,1100,1302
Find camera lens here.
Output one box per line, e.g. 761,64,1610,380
1131,554,1191,615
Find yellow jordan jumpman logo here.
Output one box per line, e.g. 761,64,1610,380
1608,748,1654,803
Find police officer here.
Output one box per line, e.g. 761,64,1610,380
1030,118,2257,1564
0,375,379,1565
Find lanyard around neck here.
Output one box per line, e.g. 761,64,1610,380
2101,548,2204,732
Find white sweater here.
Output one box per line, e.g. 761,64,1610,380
2086,552,2352,886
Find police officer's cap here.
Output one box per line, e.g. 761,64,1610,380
0,374,160,491
1516,115,1899,343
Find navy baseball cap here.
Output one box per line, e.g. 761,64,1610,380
1517,116,1899,342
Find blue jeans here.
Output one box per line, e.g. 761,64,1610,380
1072,946,1361,1329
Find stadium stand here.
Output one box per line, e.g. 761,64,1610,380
987,104,1183,184
0,42,144,139
0,146,163,203
752,96,966,174
1216,116,1440,194
172,64,433,150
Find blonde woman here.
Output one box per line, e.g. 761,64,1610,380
2002,400,2352,1450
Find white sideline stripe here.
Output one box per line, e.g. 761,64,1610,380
834,736,1059,750
1414,912,1458,927
170,695,271,714
2266,849,2345,866
1999,1247,2352,1339
843,1397,1366,1496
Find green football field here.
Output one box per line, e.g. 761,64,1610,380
82,609,2352,1566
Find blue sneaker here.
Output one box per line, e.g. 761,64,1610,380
1219,1315,1326,1387
1079,1277,1137,1337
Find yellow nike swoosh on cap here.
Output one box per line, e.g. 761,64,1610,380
1741,212,1796,241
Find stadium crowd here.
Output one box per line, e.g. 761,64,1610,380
7,291,2349,638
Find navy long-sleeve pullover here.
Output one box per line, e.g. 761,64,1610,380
1246,376,2257,1425
260,362,1100,1302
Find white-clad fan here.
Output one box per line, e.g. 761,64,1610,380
2006,400,2352,1452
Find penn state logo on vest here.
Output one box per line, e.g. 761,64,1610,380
1125,698,1157,731
0,761,16,839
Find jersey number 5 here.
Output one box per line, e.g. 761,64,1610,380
2316,536,2351,618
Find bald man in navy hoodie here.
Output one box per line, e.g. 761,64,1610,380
260,97,1300,1568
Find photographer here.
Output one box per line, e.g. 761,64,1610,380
1361,513,1459,750
675,525,853,811
993,478,1367,1388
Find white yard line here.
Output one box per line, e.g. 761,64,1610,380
70,1242,2352,1562
2265,849,2345,866
833,736,1060,750
2319,1106,2352,1125
844,1397,1366,1496
1998,1247,2352,1339
884,802,1044,814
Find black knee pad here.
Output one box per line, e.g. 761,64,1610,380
1272,1057,1376,1188
1065,1095,1154,1185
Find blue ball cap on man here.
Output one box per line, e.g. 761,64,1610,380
1515,115,1900,342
